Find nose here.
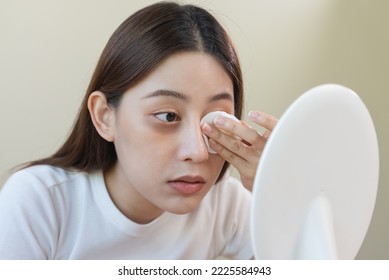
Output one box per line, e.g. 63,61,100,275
177,121,210,162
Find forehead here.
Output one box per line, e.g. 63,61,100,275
130,52,234,99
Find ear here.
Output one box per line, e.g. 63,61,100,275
88,91,115,142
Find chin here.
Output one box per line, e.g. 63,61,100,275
167,200,201,215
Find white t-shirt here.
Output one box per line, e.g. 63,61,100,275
0,165,253,259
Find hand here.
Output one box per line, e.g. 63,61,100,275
202,111,278,191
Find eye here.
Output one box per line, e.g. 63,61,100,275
154,112,180,123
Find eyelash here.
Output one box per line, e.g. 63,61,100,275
154,112,181,123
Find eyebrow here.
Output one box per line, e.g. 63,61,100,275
143,90,188,101
143,89,233,103
209,92,234,103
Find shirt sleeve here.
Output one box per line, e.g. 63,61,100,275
0,169,59,259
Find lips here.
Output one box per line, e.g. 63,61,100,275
168,175,206,195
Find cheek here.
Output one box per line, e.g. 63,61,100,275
210,156,226,176
115,122,175,166
114,118,225,181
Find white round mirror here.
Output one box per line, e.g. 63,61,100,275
251,84,379,259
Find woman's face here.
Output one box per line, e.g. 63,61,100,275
106,52,235,221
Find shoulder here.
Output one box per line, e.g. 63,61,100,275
1,165,95,204
0,165,98,236
3,165,87,190
8,165,79,183
0,165,94,259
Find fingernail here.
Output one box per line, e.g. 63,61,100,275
249,111,262,121
202,122,212,133
214,116,225,127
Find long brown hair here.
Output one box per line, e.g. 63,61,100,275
24,2,244,181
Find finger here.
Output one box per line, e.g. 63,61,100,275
262,129,272,140
208,138,259,166
240,121,268,148
209,138,259,190
214,116,266,150
202,122,260,163
248,111,278,131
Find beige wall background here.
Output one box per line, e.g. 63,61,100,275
0,0,387,259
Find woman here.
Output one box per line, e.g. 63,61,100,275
0,2,277,259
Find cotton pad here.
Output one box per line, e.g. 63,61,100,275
200,111,240,154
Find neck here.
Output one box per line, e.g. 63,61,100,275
103,164,164,224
